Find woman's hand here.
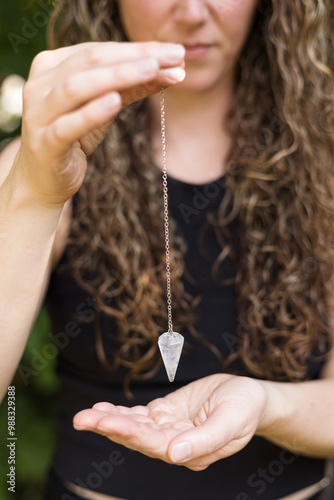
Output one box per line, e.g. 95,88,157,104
73,374,268,471
14,41,185,207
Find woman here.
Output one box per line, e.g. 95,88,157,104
0,0,333,499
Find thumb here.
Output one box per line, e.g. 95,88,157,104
167,409,236,464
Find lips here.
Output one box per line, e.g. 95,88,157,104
183,44,214,60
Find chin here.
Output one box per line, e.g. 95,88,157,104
175,70,231,94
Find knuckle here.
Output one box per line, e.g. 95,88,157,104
107,64,128,84
26,139,40,156
30,50,51,74
108,63,122,79
22,107,35,129
46,85,57,104
21,130,41,156
22,80,35,102
62,75,79,99
84,47,104,67
80,106,95,125
51,121,67,144
142,41,160,56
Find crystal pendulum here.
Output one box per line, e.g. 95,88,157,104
158,86,184,383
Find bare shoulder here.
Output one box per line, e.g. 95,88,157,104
0,136,72,270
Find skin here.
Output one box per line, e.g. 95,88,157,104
14,42,187,208
118,0,260,184
74,374,268,471
117,0,259,92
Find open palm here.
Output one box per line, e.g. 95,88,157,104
73,374,268,471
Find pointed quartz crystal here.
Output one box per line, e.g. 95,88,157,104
158,331,184,382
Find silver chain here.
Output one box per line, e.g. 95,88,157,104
160,86,173,334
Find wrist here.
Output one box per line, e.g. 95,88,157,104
255,380,296,439
5,159,66,214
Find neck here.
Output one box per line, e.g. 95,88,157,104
148,76,235,184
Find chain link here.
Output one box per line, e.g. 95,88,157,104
160,86,173,334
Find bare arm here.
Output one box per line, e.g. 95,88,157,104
256,296,334,457
0,139,64,400
257,375,334,458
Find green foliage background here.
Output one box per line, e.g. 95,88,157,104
0,1,60,499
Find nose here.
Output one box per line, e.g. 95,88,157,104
173,0,209,26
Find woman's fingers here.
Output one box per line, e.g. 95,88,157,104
42,63,184,158
42,91,122,156
26,41,186,135
73,408,111,430
50,41,186,79
39,58,160,124
167,409,235,463
29,41,184,79
72,404,244,470
93,403,150,416
15,40,186,207
110,66,186,109
74,409,171,458
30,44,185,126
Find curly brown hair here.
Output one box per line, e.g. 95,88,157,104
47,0,334,391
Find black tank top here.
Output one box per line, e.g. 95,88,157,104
45,174,327,500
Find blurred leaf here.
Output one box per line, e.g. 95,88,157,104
0,0,49,142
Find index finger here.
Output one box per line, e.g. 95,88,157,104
31,41,185,79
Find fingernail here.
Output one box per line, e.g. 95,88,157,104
137,58,159,76
96,426,108,432
161,67,186,83
171,441,192,463
73,424,86,431
100,92,122,111
162,44,186,61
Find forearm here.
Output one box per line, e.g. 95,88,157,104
256,376,334,458
0,169,63,400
